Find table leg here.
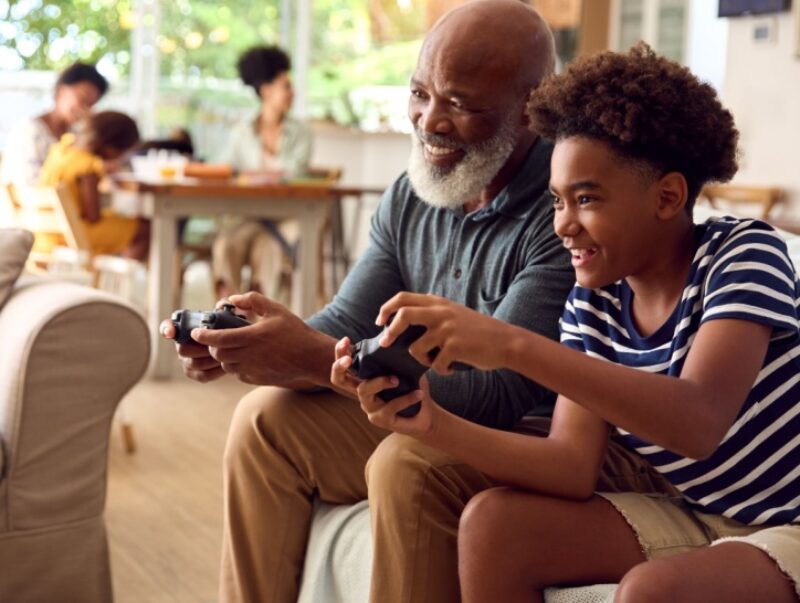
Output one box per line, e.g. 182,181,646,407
148,210,177,379
293,203,327,318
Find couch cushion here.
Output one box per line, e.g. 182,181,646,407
0,228,33,308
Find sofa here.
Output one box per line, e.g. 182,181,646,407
0,268,150,602
297,205,800,603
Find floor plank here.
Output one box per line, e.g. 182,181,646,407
106,359,254,603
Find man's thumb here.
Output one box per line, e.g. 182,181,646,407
229,292,273,315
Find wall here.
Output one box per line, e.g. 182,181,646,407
723,8,800,214
310,122,412,259
685,0,728,93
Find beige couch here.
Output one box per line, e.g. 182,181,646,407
0,273,150,603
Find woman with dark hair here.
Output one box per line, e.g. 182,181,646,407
213,45,313,299
1,62,109,184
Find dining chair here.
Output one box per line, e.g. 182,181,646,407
698,184,784,220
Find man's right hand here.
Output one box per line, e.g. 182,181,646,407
161,292,338,388
159,319,227,383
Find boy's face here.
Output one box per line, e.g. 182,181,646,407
550,136,663,289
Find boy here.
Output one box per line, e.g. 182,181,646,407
332,43,800,602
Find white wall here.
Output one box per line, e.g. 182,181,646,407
310,122,412,259
722,9,800,213
686,0,728,92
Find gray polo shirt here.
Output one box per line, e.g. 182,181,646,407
309,138,574,429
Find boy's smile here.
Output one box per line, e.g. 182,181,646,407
550,136,663,289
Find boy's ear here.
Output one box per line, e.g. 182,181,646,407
655,172,688,219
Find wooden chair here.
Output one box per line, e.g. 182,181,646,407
699,184,784,220
4,183,91,271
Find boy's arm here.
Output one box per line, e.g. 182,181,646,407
380,296,771,460
420,393,610,498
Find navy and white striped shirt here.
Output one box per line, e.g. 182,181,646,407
560,217,800,526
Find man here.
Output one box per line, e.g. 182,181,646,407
162,2,573,601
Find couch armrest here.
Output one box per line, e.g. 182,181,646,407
0,274,150,531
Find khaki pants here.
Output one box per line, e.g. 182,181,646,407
220,387,677,603
212,220,297,296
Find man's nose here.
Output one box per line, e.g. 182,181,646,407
418,100,453,135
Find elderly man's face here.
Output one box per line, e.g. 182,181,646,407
406,42,524,208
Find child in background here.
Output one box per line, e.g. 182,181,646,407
332,43,800,602
40,110,150,260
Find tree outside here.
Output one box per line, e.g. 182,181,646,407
0,0,434,145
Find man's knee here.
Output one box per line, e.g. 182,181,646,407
223,387,313,469
366,434,443,502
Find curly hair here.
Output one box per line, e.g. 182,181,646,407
527,43,739,208
237,45,291,97
86,111,140,155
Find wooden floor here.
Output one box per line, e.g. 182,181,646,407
106,361,255,603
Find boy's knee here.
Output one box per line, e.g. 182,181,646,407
459,488,515,552
616,561,681,603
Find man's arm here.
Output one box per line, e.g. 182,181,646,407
426,215,574,429
162,180,408,389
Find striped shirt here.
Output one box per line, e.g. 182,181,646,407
560,217,800,526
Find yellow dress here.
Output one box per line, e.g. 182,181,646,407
39,134,138,255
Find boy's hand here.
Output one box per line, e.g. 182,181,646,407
355,371,439,439
376,292,515,374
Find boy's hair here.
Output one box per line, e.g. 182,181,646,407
527,42,738,210
237,45,291,97
86,111,140,155
56,62,109,97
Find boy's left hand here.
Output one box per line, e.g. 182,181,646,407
331,337,440,438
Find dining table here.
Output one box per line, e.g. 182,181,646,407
113,175,342,379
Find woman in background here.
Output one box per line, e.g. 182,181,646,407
1,62,108,185
213,45,313,299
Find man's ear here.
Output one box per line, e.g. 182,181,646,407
656,172,688,219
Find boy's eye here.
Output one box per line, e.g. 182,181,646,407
577,195,594,205
551,195,563,209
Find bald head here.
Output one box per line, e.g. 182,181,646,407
422,0,555,95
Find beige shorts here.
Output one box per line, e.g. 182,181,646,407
599,492,800,597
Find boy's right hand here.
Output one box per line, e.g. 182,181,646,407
159,317,226,383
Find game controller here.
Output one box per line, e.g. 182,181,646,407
170,304,250,344
349,324,471,417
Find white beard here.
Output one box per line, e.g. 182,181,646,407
407,114,519,210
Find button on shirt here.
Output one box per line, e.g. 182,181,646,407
309,138,575,428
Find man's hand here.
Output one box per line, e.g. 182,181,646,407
376,292,516,374
195,292,335,386
159,319,226,382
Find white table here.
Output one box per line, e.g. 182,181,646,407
114,177,336,379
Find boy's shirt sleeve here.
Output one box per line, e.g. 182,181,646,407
702,221,799,335
559,287,587,352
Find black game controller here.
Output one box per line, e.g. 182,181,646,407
170,303,250,344
349,325,471,417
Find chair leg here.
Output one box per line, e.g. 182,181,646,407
117,400,136,454
121,422,136,454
